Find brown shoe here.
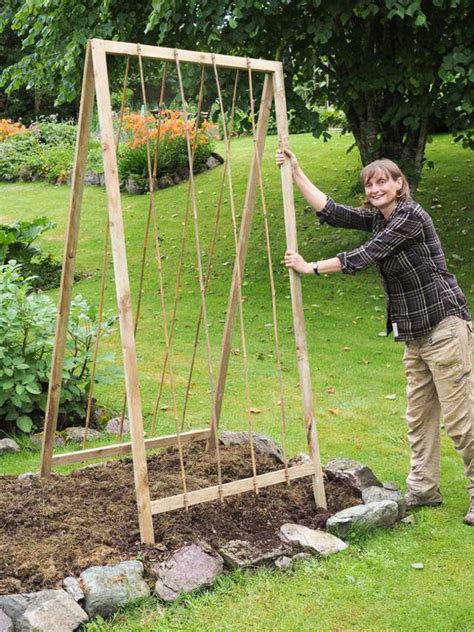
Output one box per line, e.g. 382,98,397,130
405,491,443,509
464,502,474,526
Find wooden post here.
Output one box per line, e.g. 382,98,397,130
272,63,327,509
90,40,155,543
209,73,274,446
40,43,95,477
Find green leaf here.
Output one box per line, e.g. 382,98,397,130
16,414,33,433
25,383,42,395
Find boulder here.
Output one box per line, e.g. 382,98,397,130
219,431,284,464
0,438,20,454
10,590,88,632
154,543,223,602
279,524,348,556
0,594,30,622
362,485,406,520
157,175,175,189
324,458,382,491
104,416,130,435
63,427,101,443
79,560,149,617
289,452,312,466
84,171,101,186
125,178,145,195
274,556,293,570
218,540,290,569
63,577,84,603
17,472,38,481
172,173,182,184
0,610,13,632
326,500,399,538
205,155,222,170
31,432,65,448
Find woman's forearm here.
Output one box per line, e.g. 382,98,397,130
293,166,328,212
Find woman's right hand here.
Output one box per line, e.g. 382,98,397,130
275,148,299,173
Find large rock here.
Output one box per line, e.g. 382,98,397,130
324,458,382,491
31,432,65,448
63,577,84,603
84,171,101,186
104,416,130,435
219,431,284,464
205,155,222,170
218,540,290,569
154,543,223,602
125,178,145,195
63,427,101,443
0,438,20,454
0,609,13,632
6,590,88,632
362,484,406,520
157,175,175,189
279,523,348,556
79,560,149,617
326,500,399,538
289,452,312,466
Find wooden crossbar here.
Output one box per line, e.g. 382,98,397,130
51,428,210,466
151,463,315,514
92,39,277,73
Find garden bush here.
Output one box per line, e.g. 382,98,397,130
118,110,215,188
0,132,43,181
0,262,118,435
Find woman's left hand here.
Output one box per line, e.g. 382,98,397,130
284,249,313,274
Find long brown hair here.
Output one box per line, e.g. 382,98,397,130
360,159,411,207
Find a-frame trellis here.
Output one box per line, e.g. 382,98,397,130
40,39,326,545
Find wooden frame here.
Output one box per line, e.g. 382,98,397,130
40,39,326,545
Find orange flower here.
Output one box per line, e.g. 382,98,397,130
119,109,212,148
0,119,27,142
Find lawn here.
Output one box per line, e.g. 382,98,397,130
0,132,473,631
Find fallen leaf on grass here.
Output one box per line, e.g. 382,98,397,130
328,408,340,415
249,407,261,414
385,394,398,400
160,405,170,411
411,562,424,570
327,386,336,394
343,346,351,351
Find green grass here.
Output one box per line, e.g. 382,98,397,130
0,133,473,630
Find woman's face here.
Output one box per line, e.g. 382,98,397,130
364,169,402,212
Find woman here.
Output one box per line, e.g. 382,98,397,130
276,148,473,526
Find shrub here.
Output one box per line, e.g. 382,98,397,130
118,109,215,187
0,262,118,435
0,132,43,181
29,116,78,146
40,144,75,183
0,216,63,290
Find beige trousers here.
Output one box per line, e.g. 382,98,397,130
403,316,474,500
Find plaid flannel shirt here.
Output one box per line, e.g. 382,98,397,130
318,197,470,341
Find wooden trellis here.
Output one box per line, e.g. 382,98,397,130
40,39,326,545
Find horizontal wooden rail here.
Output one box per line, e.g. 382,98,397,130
151,462,316,513
92,39,278,73
51,428,210,466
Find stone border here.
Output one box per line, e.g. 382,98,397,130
1,450,413,630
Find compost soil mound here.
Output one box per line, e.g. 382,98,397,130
1,444,361,594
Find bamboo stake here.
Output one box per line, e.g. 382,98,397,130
40,43,95,477
272,62,326,509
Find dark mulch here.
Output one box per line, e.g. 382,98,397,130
0,444,361,594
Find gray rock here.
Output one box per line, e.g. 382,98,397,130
154,543,223,602
17,472,38,481
292,552,313,563
63,427,101,443
0,438,20,454
84,171,101,186
0,594,30,622
125,178,145,195
172,172,182,184
17,590,88,631
99,173,106,187
289,452,311,466
326,500,399,538
219,431,284,464
279,523,348,556
0,610,13,632
362,485,406,520
157,175,175,189
31,432,65,448
104,416,130,435
177,166,190,180
274,556,293,570
218,540,290,569
205,155,222,170
382,480,400,491
324,458,382,491
80,560,149,617
63,577,84,603
401,514,416,525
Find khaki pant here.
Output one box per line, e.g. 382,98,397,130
403,316,474,500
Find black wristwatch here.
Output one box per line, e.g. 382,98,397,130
312,262,320,276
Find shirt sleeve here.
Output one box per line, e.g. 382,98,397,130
337,206,423,274
318,197,374,232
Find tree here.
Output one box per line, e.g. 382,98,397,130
147,0,473,187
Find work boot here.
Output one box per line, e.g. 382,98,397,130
404,491,443,509
464,500,474,526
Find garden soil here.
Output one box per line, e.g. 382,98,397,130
0,444,361,593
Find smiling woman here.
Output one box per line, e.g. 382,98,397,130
275,147,473,527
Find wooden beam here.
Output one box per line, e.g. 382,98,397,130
51,429,211,466
272,63,327,510
151,463,315,513
40,43,95,478
209,73,274,445
91,39,154,544
92,39,277,73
